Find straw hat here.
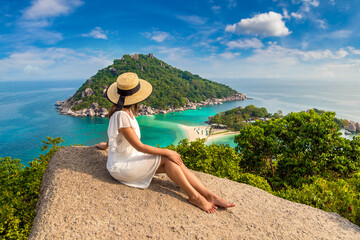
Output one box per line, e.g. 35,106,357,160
106,72,153,110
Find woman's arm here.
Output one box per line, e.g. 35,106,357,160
120,127,183,165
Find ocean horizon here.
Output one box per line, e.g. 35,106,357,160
0,78,359,164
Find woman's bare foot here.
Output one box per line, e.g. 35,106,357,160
189,195,217,213
207,195,235,208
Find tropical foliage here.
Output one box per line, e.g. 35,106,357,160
1,110,360,239
233,109,360,225
71,54,237,111
0,137,64,240
209,105,282,130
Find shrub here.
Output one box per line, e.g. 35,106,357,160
0,137,64,239
237,173,272,192
276,177,360,225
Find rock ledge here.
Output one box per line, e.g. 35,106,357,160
29,147,360,240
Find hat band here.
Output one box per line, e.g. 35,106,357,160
116,82,141,111
117,82,141,96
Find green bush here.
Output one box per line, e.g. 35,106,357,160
237,173,272,192
276,177,360,224
167,138,242,181
0,137,64,239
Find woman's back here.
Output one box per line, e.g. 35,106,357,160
106,110,161,188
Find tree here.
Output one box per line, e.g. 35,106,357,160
234,110,360,188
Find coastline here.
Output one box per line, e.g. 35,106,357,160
56,92,247,118
178,124,239,143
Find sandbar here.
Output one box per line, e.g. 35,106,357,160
178,124,239,143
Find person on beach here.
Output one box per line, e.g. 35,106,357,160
95,72,235,213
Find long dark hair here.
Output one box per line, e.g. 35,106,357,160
108,103,138,119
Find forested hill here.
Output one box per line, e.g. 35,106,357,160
61,53,242,115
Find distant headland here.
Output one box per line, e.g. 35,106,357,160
55,53,246,117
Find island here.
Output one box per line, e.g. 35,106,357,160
56,53,246,117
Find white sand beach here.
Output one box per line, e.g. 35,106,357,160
178,124,239,143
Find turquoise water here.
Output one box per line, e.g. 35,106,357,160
0,79,359,164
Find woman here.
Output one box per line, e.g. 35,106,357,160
95,72,235,213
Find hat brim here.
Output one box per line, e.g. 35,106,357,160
106,79,153,106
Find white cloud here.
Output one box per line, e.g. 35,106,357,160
23,0,83,20
335,49,348,59
226,38,263,49
219,52,241,59
291,12,303,19
316,19,327,29
301,0,320,12
247,44,349,63
227,0,237,8
225,11,291,37
82,27,108,40
176,15,207,25
0,47,112,81
283,9,290,20
144,31,170,42
304,0,320,7
154,46,192,61
211,6,221,12
24,65,43,74
347,47,360,55
0,28,63,45
327,30,351,39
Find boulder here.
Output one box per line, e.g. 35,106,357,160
87,109,95,117
55,101,63,106
131,54,139,60
90,103,99,109
74,100,83,106
356,122,360,132
99,108,108,116
86,77,93,85
109,67,116,74
102,88,107,97
347,123,357,132
81,88,94,98
29,147,360,240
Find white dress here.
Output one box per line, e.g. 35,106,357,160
106,110,161,188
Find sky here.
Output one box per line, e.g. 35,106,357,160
0,0,360,82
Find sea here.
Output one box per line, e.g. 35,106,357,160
0,78,359,165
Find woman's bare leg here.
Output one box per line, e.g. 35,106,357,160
179,164,235,208
157,156,217,213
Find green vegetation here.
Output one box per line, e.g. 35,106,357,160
1,110,359,239
71,54,237,111
233,110,360,225
209,105,282,131
313,108,349,129
166,138,272,192
0,137,64,239
167,109,360,225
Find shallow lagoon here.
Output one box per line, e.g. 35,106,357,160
0,79,359,164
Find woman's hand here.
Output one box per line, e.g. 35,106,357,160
165,149,183,166
94,142,108,150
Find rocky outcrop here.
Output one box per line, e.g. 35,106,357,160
131,54,139,60
29,147,360,239
346,120,360,132
56,93,247,118
109,67,117,74
56,99,108,118
137,93,247,116
81,88,94,98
